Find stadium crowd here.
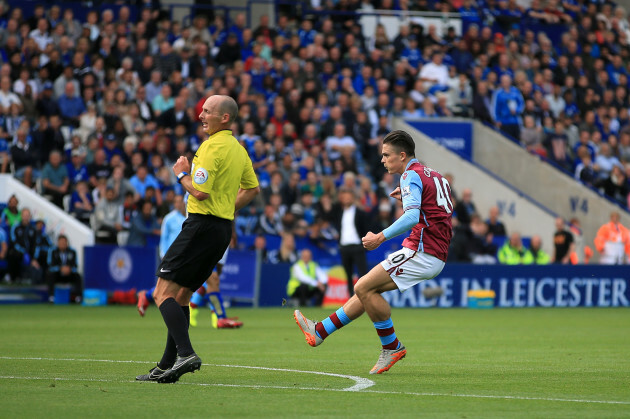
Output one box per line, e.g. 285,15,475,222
2,0,630,287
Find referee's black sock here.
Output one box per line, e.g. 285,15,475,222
158,298,195,358
158,305,191,370
158,333,177,370
181,305,190,327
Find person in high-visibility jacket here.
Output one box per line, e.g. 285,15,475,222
521,235,551,265
594,211,630,264
498,232,527,264
287,248,328,307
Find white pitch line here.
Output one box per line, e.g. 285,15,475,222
0,375,357,392
0,356,373,392
0,357,628,406
0,374,629,406
209,363,373,392
357,389,630,405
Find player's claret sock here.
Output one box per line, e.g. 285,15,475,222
369,317,406,374
190,286,206,309
314,307,352,340
374,318,400,350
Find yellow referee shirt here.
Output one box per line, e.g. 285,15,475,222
188,130,258,220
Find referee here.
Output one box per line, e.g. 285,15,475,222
136,95,260,383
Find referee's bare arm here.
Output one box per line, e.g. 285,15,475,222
179,174,209,201
235,186,260,211
174,156,209,201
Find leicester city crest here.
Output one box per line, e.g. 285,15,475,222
109,248,132,283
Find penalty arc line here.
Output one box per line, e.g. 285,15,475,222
0,375,362,393
0,357,628,405
209,363,373,391
0,356,373,392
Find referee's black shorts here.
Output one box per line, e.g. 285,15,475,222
156,213,232,291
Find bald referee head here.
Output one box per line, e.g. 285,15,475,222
199,95,238,136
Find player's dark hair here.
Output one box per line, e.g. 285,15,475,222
383,130,416,158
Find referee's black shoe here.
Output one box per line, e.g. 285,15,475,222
157,354,202,383
136,364,168,382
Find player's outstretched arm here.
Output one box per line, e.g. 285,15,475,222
363,207,421,251
385,208,421,237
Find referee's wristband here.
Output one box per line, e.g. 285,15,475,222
177,171,189,184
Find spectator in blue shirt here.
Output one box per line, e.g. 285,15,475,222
66,149,89,186
151,84,174,117
251,139,272,174
69,180,94,224
352,66,376,96
400,35,422,69
227,12,247,45
402,97,423,118
126,199,161,247
57,82,85,127
239,121,261,154
495,0,523,31
449,38,474,75
492,53,515,80
459,0,483,31
41,150,70,208
606,55,628,86
129,165,163,206
235,205,260,236
298,19,317,47
102,133,123,162
491,74,525,140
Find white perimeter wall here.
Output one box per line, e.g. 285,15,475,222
0,174,94,273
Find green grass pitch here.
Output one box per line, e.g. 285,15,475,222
0,305,628,418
